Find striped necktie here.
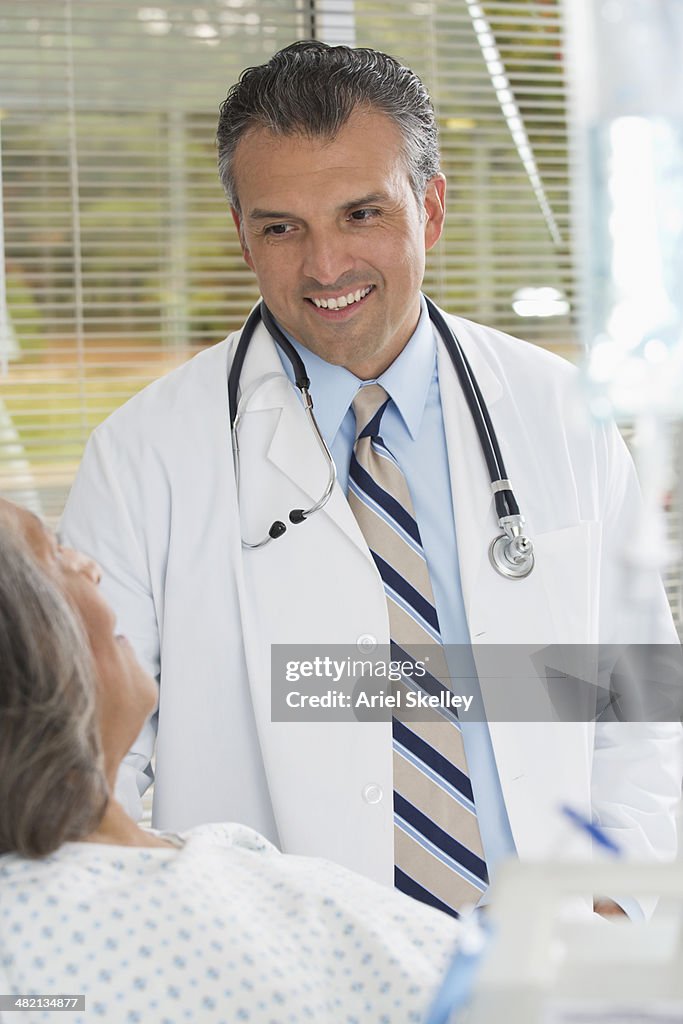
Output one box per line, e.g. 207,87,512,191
348,383,488,918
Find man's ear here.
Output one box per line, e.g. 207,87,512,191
230,206,255,272
423,174,447,251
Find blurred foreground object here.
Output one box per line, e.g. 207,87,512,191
565,0,683,622
468,858,683,1023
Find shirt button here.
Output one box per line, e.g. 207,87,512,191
362,783,383,805
357,634,377,653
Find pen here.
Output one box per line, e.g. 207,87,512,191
560,804,623,857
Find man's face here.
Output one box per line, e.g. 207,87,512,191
231,107,446,379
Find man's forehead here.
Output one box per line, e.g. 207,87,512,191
233,109,405,189
238,104,396,150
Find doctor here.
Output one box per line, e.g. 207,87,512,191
61,41,682,919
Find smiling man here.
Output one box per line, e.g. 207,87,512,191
61,41,683,922
228,105,445,378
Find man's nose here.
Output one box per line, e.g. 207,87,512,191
302,228,354,286
58,545,103,583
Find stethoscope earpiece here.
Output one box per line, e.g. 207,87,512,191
265,508,308,540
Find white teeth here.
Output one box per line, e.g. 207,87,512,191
312,286,372,310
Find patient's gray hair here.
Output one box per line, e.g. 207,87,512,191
0,527,108,857
216,40,440,212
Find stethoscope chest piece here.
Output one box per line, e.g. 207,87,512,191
489,516,535,580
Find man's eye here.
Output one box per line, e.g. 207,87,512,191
264,223,292,236
350,209,379,222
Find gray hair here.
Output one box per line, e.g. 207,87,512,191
217,40,440,212
0,527,108,857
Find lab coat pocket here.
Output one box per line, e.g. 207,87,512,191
533,521,601,646
468,521,601,647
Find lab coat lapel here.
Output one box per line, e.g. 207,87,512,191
237,317,373,558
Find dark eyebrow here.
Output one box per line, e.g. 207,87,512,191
341,192,391,210
247,192,392,222
248,208,297,221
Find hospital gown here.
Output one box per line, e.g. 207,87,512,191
0,822,460,1023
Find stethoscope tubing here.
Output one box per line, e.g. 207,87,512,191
228,297,533,576
424,296,519,520
230,299,514,505
228,302,262,429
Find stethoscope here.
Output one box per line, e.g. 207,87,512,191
229,296,535,580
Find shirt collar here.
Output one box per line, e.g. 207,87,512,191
275,294,435,445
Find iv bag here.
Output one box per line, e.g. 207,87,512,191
565,0,683,420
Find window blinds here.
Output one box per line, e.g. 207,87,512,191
1,0,678,635
0,0,576,525
0,0,309,519
0,0,571,522
351,0,573,350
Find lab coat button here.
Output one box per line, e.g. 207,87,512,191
362,783,383,805
357,634,377,652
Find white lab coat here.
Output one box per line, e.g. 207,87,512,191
61,304,683,889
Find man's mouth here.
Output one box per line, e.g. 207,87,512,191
306,285,374,310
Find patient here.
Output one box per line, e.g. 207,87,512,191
0,499,460,1024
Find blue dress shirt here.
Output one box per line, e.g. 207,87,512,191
275,295,517,888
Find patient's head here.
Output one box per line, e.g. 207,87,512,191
0,499,156,856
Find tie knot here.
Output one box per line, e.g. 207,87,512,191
352,383,390,442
